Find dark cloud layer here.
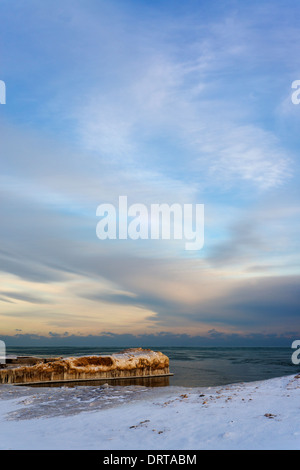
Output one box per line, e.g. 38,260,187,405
2,330,298,348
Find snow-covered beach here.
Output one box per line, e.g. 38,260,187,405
0,373,299,450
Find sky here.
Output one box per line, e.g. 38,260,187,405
0,0,300,347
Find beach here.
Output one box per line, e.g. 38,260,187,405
0,373,299,450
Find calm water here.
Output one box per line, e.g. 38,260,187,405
6,346,300,388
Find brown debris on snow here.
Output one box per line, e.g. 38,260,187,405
0,348,171,385
264,413,277,419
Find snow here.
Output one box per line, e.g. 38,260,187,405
0,374,299,450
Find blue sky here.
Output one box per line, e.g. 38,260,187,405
0,0,300,346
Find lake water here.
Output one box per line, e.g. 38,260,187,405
5,346,299,388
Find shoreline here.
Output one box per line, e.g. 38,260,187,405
3,346,297,389
0,373,299,450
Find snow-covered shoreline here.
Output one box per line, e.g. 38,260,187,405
0,374,299,450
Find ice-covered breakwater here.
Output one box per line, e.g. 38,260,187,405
0,348,172,385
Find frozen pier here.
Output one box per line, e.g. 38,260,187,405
0,348,172,385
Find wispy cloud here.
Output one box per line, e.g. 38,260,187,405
0,0,299,341
70,9,294,192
